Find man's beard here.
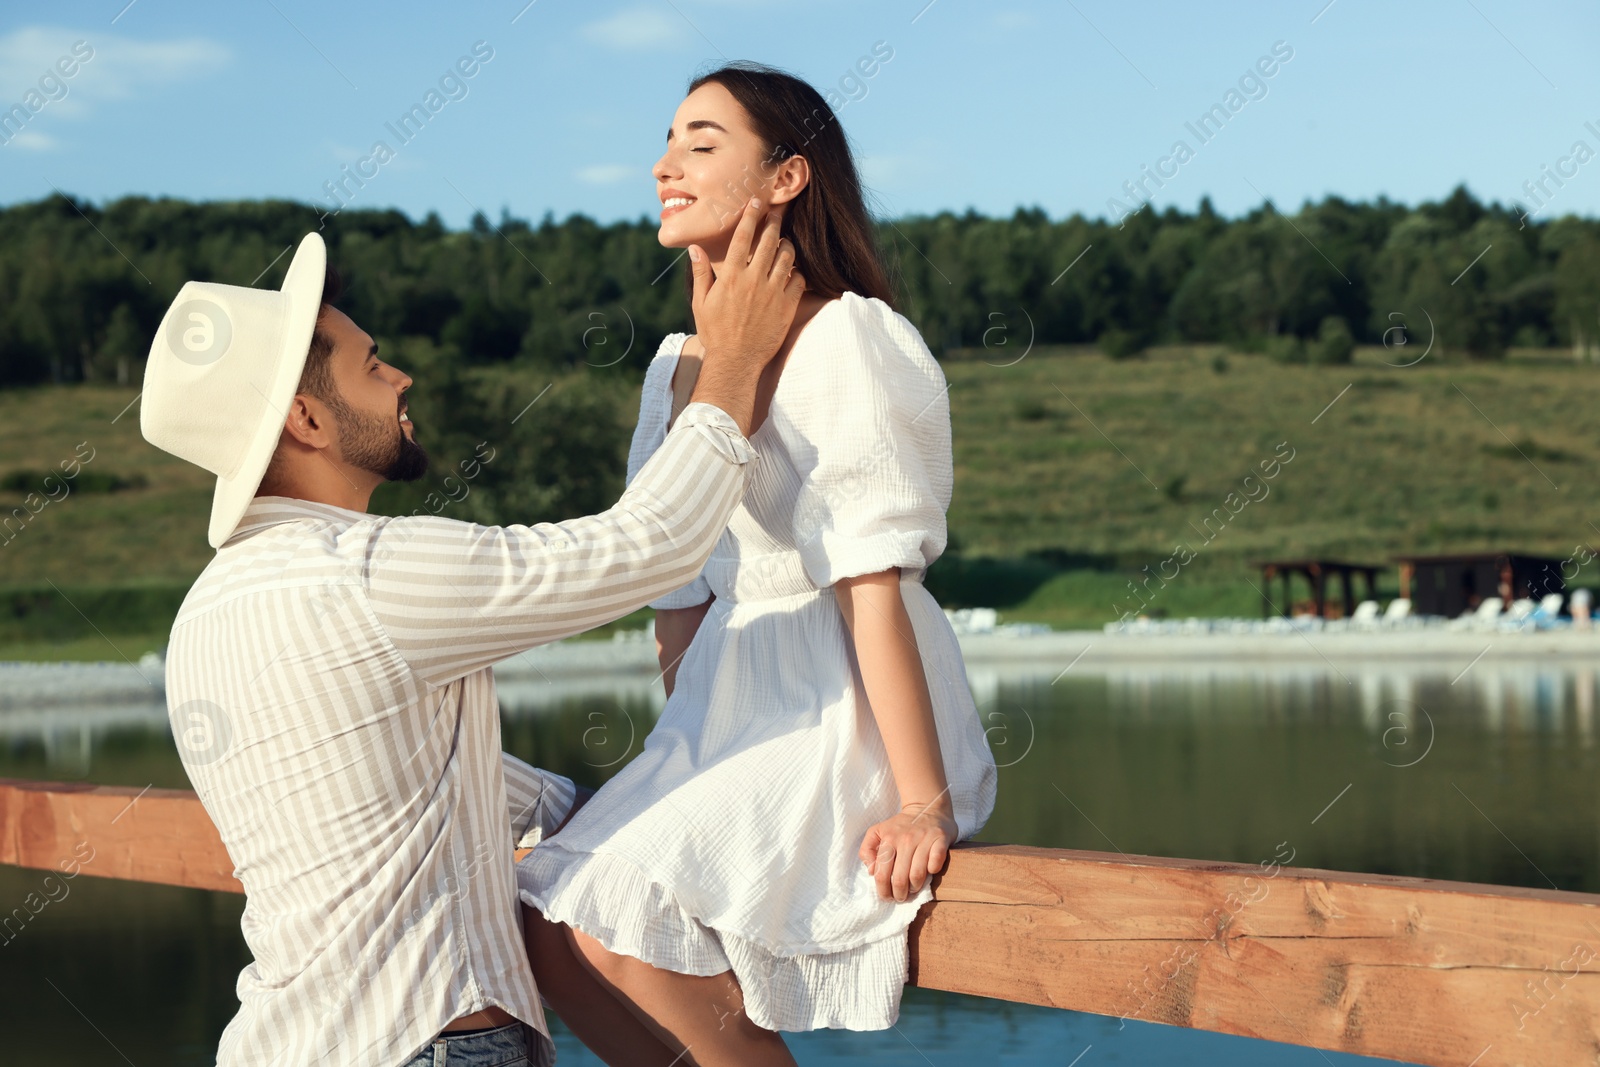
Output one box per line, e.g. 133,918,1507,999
330,395,430,482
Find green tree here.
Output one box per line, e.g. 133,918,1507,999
1553,231,1600,361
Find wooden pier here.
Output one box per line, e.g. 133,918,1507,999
4,776,1598,1066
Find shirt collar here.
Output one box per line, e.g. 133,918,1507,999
223,495,375,547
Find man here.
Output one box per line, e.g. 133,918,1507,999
141,200,801,1067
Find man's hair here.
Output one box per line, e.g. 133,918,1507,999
297,265,345,406
258,266,346,491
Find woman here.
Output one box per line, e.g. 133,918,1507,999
518,62,997,1066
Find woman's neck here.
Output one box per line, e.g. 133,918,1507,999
703,237,732,279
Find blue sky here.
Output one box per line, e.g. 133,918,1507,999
2,0,1598,228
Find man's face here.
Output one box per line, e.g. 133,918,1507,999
319,307,429,482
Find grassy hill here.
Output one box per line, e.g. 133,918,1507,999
937,342,1600,625
4,343,1598,658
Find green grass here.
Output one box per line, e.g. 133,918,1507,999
941,343,1600,562
5,343,1600,655
0,631,170,663
935,342,1600,624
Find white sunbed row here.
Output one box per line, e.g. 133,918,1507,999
1103,594,1577,635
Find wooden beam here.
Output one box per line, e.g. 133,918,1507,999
909,843,1600,1067
5,778,1600,1066
0,778,240,893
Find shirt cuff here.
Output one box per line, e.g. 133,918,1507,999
514,772,579,849
671,402,755,465
648,574,713,611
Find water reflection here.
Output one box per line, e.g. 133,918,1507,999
10,660,1595,764
967,660,1596,740
3,659,1595,1065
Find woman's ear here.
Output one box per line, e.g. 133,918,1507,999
768,155,811,206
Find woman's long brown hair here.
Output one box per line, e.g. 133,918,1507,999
682,62,897,311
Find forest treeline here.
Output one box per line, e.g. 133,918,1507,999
5,185,1600,391
4,187,1600,563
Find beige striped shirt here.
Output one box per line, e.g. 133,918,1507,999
163,402,754,1067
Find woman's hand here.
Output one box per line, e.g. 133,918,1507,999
858,799,958,902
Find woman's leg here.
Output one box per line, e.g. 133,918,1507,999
522,907,684,1066
567,926,798,1067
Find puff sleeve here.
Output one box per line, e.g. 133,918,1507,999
628,336,714,609
773,294,953,590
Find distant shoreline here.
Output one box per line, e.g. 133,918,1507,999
6,628,1598,711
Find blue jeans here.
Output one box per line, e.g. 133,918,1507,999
400,1021,548,1066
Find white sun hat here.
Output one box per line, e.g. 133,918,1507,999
141,232,327,549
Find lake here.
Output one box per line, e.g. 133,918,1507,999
2,656,1594,1065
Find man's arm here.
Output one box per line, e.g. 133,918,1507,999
502,752,594,847
366,404,751,687
367,201,803,687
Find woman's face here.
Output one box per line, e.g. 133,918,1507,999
652,82,786,253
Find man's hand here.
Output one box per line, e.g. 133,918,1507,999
687,198,806,436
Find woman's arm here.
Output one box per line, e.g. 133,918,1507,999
835,567,958,902
650,340,715,701
656,600,713,698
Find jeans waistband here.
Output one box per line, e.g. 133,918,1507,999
407,1021,535,1066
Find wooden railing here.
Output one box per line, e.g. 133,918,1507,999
4,776,1598,1067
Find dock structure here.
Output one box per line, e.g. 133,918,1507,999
1254,558,1384,619
4,776,1599,1067
1394,552,1566,619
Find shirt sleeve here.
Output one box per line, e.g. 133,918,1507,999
502,752,577,848
773,296,954,589
364,401,751,688
627,341,713,611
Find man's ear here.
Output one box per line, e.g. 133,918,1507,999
768,155,811,206
281,394,336,450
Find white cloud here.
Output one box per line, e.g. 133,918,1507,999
861,153,917,188
0,25,228,118
576,163,635,185
579,7,690,51
4,129,57,151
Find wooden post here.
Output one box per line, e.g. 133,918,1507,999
1260,565,1276,619
6,778,1600,1066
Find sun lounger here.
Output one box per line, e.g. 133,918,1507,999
1348,600,1380,630
1499,598,1537,631
1529,592,1567,630
1382,598,1411,623
1449,596,1503,631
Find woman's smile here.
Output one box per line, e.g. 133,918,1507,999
659,189,698,219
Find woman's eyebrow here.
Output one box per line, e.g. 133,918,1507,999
666,119,729,142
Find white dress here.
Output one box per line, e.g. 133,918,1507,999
516,291,997,1032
